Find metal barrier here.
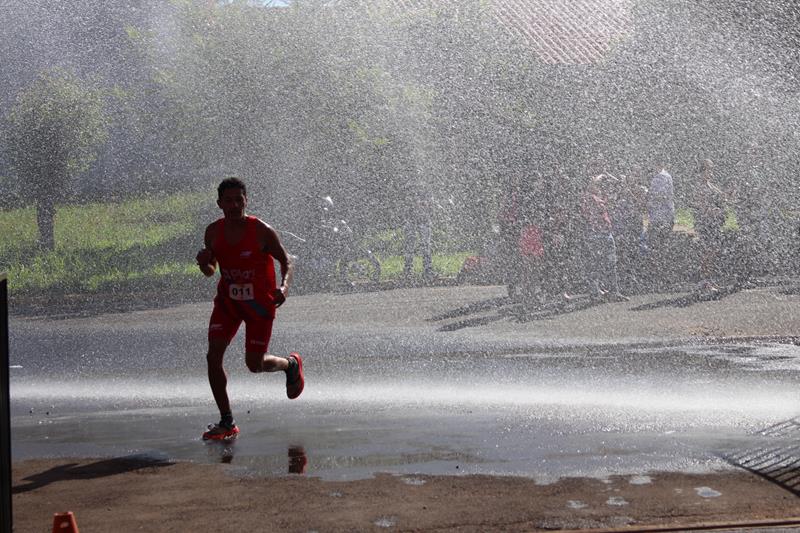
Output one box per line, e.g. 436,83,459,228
0,273,10,533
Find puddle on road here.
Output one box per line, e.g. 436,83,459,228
374,516,397,528
694,486,722,498
10,340,800,483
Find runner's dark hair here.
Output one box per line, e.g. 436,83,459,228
218,177,246,199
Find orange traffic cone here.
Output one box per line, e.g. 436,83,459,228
52,511,80,533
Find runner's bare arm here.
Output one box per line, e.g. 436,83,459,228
196,223,218,277
259,222,293,305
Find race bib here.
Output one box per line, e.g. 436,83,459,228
228,283,255,301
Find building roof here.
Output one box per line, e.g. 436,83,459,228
490,0,634,64
382,0,635,65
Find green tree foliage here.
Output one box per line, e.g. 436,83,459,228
147,0,525,242
4,69,110,249
4,0,796,255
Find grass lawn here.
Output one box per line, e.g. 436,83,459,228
379,253,472,281
6,195,735,298
0,192,211,295
674,206,739,232
0,192,470,297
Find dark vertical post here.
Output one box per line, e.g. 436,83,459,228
0,273,10,533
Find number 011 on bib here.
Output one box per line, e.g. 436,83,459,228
228,283,255,300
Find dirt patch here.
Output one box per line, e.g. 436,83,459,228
11,458,800,532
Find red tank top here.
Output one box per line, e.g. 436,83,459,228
212,216,277,317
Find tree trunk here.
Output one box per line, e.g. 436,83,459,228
36,197,55,251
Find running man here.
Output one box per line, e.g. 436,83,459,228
196,177,303,440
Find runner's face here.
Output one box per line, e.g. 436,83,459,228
218,188,247,219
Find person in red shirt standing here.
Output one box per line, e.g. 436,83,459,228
196,177,303,440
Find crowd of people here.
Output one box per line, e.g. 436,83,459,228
191,169,796,438
495,157,796,309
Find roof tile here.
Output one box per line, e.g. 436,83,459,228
363,0,634,64
495,0,633,64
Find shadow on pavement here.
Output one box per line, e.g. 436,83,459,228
781,285,800,296
427,279,800,332
508,296,599,323
721,416,800,497
428,296,510,322
13,455,174,494
438,313,506,332
430,294,601,331
630,284,741,311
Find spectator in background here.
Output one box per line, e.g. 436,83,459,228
403,192,433,283
517,173,548,308
609,174,645,293
756,178,792,276
646,165,675,289
542,168,579,301
689,158,727,292
498,175,524,300
732,179,762,285
732,145,769,284
582,173,628,303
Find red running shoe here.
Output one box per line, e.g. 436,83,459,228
202,422,240,441
286,352,304,399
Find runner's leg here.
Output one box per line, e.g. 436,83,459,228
243,318,304,398
207,339,232,417
243,318,285,373
246,351,290,373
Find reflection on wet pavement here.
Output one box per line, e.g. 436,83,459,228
288,445,307,474
205,440,307,474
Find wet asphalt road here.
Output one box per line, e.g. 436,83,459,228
8,285,800,481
